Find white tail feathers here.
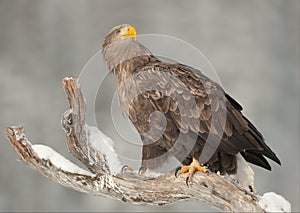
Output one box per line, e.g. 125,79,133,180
234,153,255,192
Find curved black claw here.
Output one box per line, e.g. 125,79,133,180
175,166,182,178
186,176,192,186
186,177,189,186
121,165,129,173
138,166,146,174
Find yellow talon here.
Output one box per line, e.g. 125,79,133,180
195,165,206,173
175,158,207,185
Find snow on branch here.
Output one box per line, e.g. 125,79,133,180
5,77,288,212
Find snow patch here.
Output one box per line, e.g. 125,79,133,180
32,144,92,176
258,192,291,212
87,125,122,174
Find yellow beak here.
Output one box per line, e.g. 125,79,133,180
127,26,137,38
119,26,137,39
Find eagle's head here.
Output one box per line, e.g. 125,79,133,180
102,24,136,50
102,24,152,74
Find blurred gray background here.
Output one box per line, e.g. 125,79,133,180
0,0,299,212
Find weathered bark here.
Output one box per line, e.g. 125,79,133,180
5,77,264,212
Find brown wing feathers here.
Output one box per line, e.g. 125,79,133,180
102,26,281,174
127,61,280,171
224,93,281,168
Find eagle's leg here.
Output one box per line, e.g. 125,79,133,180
175,158,207,185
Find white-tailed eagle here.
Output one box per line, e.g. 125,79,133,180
102,24,281,189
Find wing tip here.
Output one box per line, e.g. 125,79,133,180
270,154,281,166
241,150,273,171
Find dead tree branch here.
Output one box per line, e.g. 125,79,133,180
5,77,265,212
